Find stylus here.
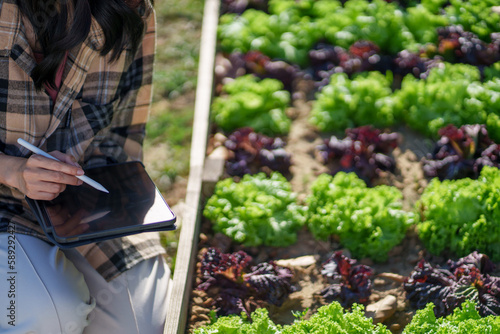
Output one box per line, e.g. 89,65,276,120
17,138,110,194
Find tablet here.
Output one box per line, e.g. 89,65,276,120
27,161,176,247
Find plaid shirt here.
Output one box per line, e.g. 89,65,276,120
0,0,166,281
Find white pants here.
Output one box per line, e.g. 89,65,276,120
0,233,170,334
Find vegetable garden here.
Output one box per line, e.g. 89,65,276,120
183,0,500,332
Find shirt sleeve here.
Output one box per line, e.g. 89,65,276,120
85,8,156,166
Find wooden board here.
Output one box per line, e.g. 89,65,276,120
163,0,220,333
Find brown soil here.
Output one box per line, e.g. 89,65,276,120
185,83,438,333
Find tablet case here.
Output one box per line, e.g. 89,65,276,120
26,161,177,248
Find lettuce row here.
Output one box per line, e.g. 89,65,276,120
193,300,500,334
218,0,450,66
193,301,391,334
310,62,500,140
217,0,500,66
204,163,500,263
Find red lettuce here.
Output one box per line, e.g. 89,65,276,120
308,41,392,90
215,51,298,93
436,26,500,66
224,127,291,177
422,124,500,180
197,247,295,317
220,0,268,14
404,251,500,317
393,49,442,80
319,251,374,307
317,126,400,185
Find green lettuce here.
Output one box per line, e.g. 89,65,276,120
309,72,397,133
194,300,500,334
397,62,500,140
282,302,390,334
306,172,416,261
403,300,500,333
192,308,281,334
417,166,500,261
193,301,390,334
211,74,291,136
445,0,500,42
203,172,307,247
218,8,321,67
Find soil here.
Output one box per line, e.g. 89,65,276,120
184,79,444,333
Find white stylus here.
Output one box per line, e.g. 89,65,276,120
17,138,109,194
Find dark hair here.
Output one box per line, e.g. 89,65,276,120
18,0,149,90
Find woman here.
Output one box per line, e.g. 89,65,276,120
0,0,170,333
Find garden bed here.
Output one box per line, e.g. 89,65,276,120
185,97,442,333
184,95,500,332
165,0,500,333
186,103,428,333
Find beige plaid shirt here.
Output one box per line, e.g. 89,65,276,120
0,0,166,281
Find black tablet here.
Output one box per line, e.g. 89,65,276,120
27,161,176,247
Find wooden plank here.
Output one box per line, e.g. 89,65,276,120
163,0,220,333
202,146,227,198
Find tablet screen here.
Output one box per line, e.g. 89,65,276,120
42,161,176,241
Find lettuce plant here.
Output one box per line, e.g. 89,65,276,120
444,0,500,42
404,252,500,318
309,72,397,132
397,63,500,140
224,127,291,177
416,166,500,260
402,300,500,334
319,251,374,307
282,302,390,334
197,247,295,317
306,172,416,261
422,124,500,180
203,172,307,247
211,74,291,136
317,126,400,185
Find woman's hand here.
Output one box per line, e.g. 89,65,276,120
0,151,84,200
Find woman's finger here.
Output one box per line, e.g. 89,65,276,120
49,151,82,168
28,154,84,177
